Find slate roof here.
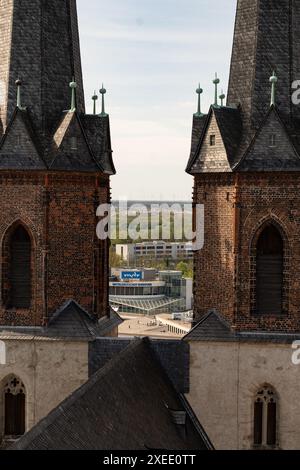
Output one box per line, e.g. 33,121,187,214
186,0,300,175
0,108,46,169
184,310,300,344
89,337,190,393
82,115,116,175
0,0,85,134
0,108,115,174
184,310,236,342
0,300,122,341
10,338,212,450
213,106,242,167
49,111,102,171
234,106,300,171
186,114,207,172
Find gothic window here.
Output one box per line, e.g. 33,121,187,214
70,136,77,150
254,386,277,448
210,135,216,146
7,225,32,309
4,376,26,437
269,133,276,147
255,224,283,315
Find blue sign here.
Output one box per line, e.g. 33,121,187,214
121,271,142,280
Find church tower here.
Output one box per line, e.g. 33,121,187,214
0,0,116,327
185,0,300,450
187,0,300,332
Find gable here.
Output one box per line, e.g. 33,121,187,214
184,311,235,342
0,111,45,169
191,113,232,173
238,109,300,171
11,339,210,451
51,112,99,171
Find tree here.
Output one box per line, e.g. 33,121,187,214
176,261,193,278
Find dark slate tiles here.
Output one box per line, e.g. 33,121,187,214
82,115,116,175
89,337,190,394
10,338,211,450
0,301,122,341
184,310,300,344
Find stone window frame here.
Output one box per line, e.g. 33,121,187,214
209,135,216,146
253,384,279,449
0,374,27,441
269,133,276,147
249,218,289,317
70,136,78,151
1,221,35,311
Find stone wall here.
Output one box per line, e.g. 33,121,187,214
187,339,300,450
0,337,88,439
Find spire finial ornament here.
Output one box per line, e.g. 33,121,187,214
194,84,204,117
270,70,278,107
92,91,98,115
219,90,226,107
99,84,108,117
213,73,220,107
69,79,77,112
15,79,24,110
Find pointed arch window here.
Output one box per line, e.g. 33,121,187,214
210,135,216,146
3,376,26,437
269,133,276,147
3,225,32,309
255,224,283,315
254,386,277,448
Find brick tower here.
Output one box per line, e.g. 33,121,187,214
184,1,300,450
187,0,300,333
0,0,116,327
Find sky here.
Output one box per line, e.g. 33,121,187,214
77,0,237,201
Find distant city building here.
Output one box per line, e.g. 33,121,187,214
110,268,193,316
116,241,193,263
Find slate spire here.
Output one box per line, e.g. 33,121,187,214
227,0,300,132
0,0,85,136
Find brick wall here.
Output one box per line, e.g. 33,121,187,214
193,172,300,332
0,171,110,326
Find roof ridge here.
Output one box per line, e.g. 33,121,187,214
234,105,300,170
183,310,233,341
186,113,208,173
10,337,144,449
48,299,93,325
49,111,104,171
0,107,47,168
186,109,212,174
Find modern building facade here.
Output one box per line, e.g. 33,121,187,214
186,0,300,450
110,268,193,315
116,241,193,264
